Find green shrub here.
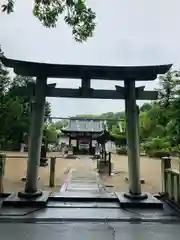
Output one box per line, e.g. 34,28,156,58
146,150,170,158
112,134,127,146
141,137,170,152
169,145,180,157
116,148,127,155
169,151,178,157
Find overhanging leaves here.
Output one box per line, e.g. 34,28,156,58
2,0,96,42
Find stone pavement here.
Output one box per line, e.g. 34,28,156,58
65,155,102,193
1,222,180,240
1,156,180,239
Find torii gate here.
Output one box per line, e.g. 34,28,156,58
1,57,171,205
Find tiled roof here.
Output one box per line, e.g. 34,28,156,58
62,119,104,132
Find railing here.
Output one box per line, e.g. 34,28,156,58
1,152,180,203
161,156,180,204
49,156,56,187
0,153,58,193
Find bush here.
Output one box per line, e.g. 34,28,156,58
112,134,127,146
116,147,127,155
141,137,170,153
169,150,178,157
146,150,170,158
169,145,180,157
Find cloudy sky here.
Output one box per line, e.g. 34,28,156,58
0,0,179,117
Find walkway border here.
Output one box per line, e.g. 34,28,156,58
60,168,73,193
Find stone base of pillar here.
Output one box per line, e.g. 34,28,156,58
115,192,163,209
3,191,51,207
18,190,43,198
124,192,148,200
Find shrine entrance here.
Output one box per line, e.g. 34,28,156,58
54,116,123,156
1,56,171,203
61,117,105,155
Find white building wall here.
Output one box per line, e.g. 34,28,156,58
105,141,116,153
71,139,77,147
92,140,97,147
58,136,69,145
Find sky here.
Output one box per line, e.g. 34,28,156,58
0,0,179,117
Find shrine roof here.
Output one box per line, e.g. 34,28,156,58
96,130,127,145
0,57,172,81
61,119,104,133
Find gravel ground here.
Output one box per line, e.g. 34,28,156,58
1,151,179,194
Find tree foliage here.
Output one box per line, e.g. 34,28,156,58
1,0,96,42
139,70,180,154
67,70,180,155
0,54,52,149
2,41,180,154
54,119,68,129
0,46,10,97
43,124,58,144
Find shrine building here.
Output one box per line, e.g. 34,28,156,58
61,118,105,154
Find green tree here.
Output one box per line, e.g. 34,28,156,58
139,111,153,140
111,124,120,135
157,71,175,108
139,70,180,150
157,70,180,145
0,46,10,96
0,46,11,147
0,73,52,150
43,124,58,144
54,120,68,129
141,136,170,152
7,75,51,123
2,0,96,42
101,111,125,130
140,103,152,112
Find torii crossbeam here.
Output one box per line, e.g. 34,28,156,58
0,57,171,205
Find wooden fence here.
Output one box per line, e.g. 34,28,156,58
0,153,58,193
161,156,180,204
1,153,180,204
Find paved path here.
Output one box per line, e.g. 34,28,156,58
1,222,180,240
1,156,180,239
61,156,104,193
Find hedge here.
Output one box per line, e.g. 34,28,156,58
116,148,127,155
146,150,170,158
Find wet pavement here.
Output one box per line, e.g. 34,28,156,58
1,222,180,240
0,156,180,239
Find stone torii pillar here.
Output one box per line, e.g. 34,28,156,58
124,80,147,199
19,77,47,197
